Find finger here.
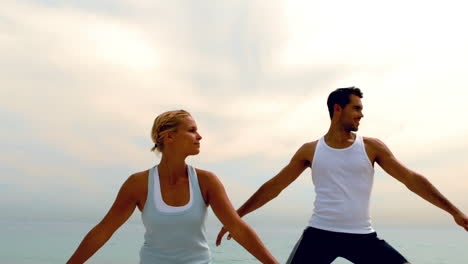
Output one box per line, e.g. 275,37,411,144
216,232,224,246
216,229,228,246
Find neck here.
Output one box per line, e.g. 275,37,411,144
325,122,355,143
159,154,188,185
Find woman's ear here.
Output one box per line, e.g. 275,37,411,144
164,131,176,145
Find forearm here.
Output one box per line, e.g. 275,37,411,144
406,173,462,217
237,181,280,217
229,220,278,264
67,225,113,264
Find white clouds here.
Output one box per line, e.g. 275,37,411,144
280,0,468,68
1,1,161,80
192,93,327,163
281,1,399,66
84,22,159,70
1,0,467,223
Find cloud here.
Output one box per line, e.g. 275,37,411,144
1,0,467,224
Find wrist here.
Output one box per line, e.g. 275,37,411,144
237,208,246,217
450,208,464,218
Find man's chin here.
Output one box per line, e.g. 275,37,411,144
189,150,200,156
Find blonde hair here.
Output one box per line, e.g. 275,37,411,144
151,110,191,152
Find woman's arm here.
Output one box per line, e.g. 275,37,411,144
200,170,279,264
66,174,141,264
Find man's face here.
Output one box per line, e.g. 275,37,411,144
339,94,364,132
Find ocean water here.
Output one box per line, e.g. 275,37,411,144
1,220,467,264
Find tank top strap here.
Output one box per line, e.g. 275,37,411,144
147,165,156,204
318,136,326,148
356,134,363,144
356,135,373,167
312,137,325,170
187,165,204,204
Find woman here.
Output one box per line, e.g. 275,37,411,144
67,110,278,264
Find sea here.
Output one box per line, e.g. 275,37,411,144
1,220,467,264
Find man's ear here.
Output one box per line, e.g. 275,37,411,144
334,104,342,115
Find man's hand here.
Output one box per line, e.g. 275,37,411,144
454,213,468,231
216,226,232,246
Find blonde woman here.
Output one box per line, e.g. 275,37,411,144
67,110,278,264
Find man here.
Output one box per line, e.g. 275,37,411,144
216,87,468,264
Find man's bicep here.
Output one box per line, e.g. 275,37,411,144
293,142,315,167
375,141,412,183
271,145,312,187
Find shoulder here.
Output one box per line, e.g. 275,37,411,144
122,170,149,195
294,140,319,159
127,170,149,184
299,140,318,153
304,140,318,148
363,136,387,150
195,168,222,187
362,136,393,159
194,168,225,204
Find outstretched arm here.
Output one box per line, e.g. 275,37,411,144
203,171,279,264
216,142,315,245
372,138,468,231
66,174,140,264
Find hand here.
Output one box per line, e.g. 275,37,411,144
215,226,233,246
454,213,468,231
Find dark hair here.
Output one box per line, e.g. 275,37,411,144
327,87,363,119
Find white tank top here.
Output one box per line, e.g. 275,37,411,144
308,135,375,234
153,165,193,213
140,165,211,264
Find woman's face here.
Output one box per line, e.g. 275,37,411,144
170,115,202,155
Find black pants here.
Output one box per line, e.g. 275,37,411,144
286,227,408,264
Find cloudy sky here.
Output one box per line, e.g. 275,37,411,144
1,0,467,228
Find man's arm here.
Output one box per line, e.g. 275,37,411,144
216,142,316,245
371,138,468,231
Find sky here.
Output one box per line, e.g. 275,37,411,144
1,0,467,228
